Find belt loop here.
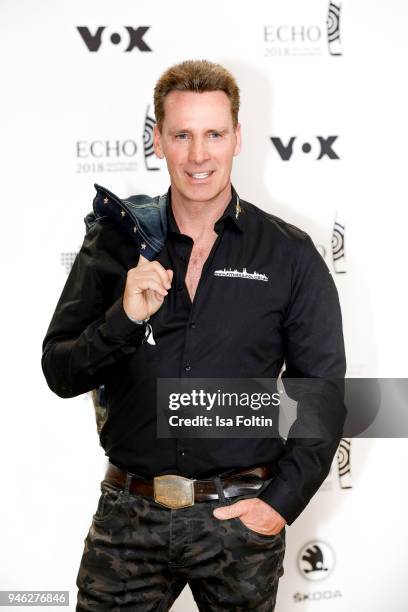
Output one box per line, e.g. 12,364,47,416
123,472,132,500
255,477,273,498
213,475,231,505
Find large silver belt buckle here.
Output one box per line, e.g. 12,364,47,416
153,475,195,509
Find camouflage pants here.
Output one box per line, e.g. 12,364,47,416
76,474,286,611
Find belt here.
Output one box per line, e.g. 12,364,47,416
104,462,276,510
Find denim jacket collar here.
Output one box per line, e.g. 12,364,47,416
84,182,244,261
84,183,168,261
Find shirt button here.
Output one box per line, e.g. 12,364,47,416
179,449,186,456
180,255,186,262
184,364,191,372
190,321,196,329
177,285,183,291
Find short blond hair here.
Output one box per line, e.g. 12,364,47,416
154,59,240,130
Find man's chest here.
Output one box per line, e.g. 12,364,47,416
185,233,218,303
150,232,290,351
118,229,293,377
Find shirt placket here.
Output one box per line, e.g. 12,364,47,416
174,224,226,471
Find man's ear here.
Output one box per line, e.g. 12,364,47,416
153,124,164,159
234,122,242,157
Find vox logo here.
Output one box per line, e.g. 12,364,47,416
270,136,339,160
77,26,152,52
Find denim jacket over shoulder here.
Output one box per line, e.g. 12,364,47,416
84,183,168,260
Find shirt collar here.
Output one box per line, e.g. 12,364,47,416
166,184,245,236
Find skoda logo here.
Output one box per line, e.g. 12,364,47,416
297,540,335,581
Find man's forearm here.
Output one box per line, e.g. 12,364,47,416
41,296,147,398
41,220,146,399
258,431,343,525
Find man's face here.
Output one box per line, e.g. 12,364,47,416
153,90,241,204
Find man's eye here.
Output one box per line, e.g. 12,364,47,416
175,133,189,140
209,132,221,139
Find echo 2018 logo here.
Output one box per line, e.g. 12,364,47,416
263,1,342,58
77,26,152,52
75,106,160,175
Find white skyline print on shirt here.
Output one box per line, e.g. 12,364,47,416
213,268,269,282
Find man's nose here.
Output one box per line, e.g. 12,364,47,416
188,138,210,164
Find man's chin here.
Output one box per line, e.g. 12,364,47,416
174,182,228,204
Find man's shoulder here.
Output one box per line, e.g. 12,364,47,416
240,197,310,244
238,197,323,267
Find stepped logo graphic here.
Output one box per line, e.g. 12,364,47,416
214,268,269,282
143,106,159,171
332,215,346,273
337,438,352,488
327,2,342,56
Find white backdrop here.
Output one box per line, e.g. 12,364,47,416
1,0,408,610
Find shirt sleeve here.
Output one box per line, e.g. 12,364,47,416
41,219,147,399
258,233,347,525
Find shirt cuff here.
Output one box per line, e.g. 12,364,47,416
104,296,148,343
258,474,307,526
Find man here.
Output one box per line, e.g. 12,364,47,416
41,59,346,611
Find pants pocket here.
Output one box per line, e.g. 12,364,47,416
226,487,285,542
232,516,282,541
92,481,123,524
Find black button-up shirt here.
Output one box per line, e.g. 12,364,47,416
41,185,346,524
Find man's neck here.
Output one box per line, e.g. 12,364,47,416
170,182,232,241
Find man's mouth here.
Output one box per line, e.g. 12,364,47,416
186,171,214,180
